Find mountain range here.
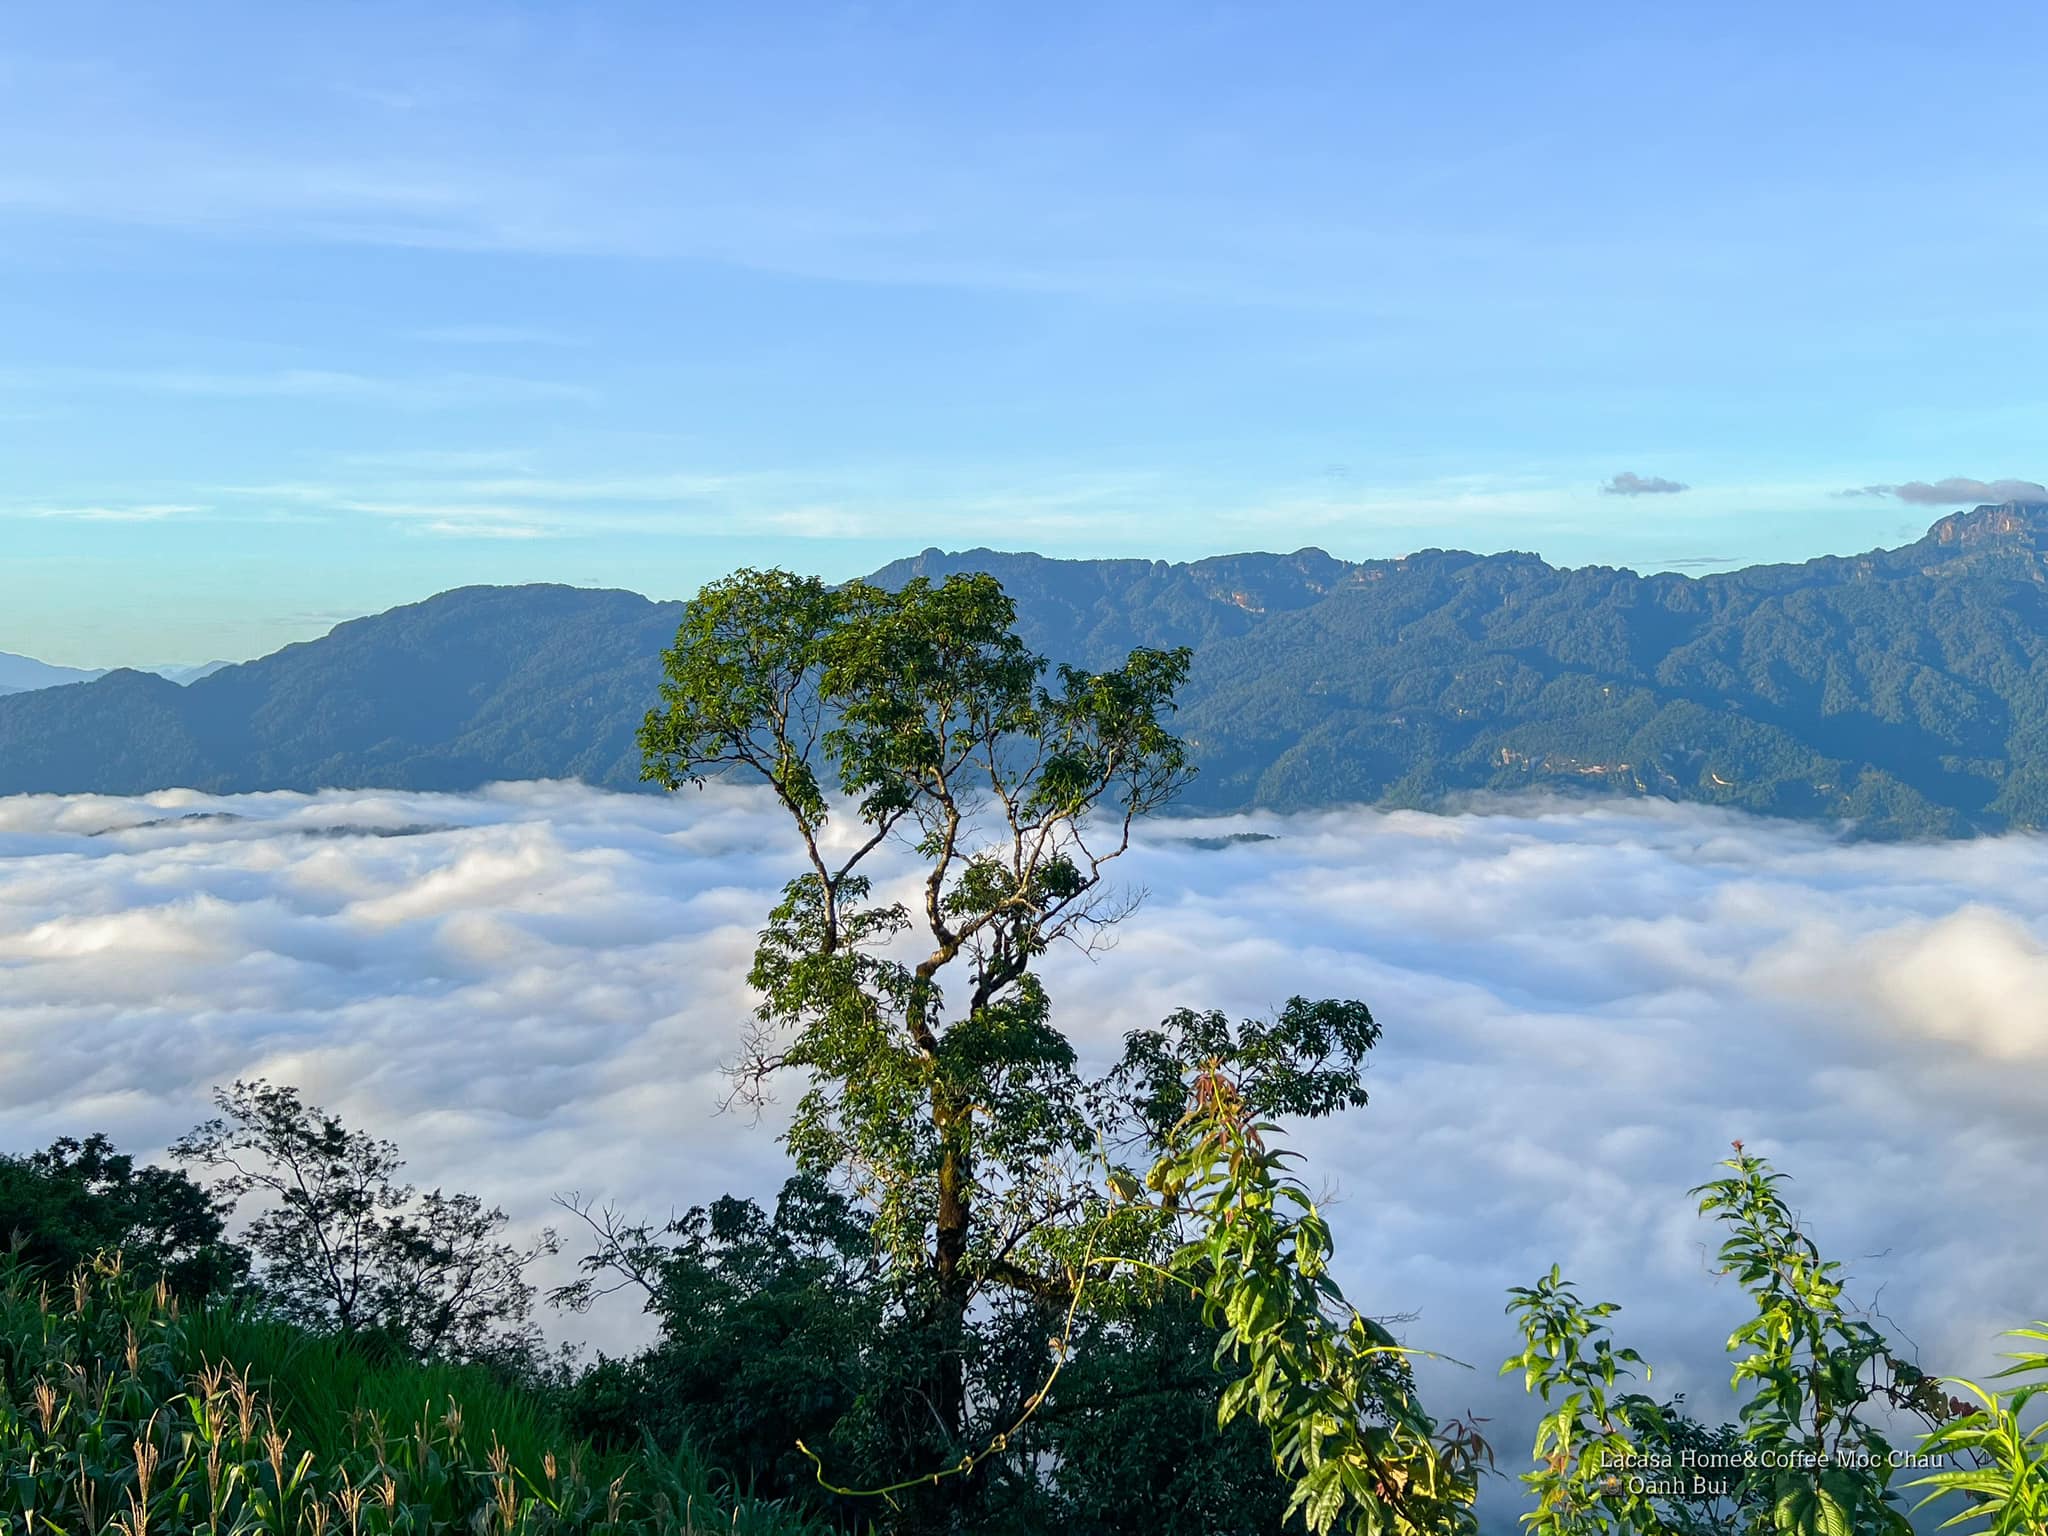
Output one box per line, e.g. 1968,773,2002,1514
0,655,229,696
7,502,2048,837
0,654,104,696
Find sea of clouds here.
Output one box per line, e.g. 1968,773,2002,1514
3,780,2045,1492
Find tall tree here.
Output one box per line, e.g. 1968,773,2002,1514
640,568,1193,1449
174,1079,553,1364
640,569,1485,1534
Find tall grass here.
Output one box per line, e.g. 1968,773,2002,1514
176,1305,566,1475
0,1255,831,1535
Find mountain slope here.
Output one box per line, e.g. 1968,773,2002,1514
6,504,2048,836
0,586,682,796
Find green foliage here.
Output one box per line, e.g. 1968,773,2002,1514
556,1175,888,1515
1021,1292,1297,1534
1694,1149,1913,1534
1111,998,1383,1146
1508,1150,2048,1536
1504,1270,1750,1534
556,1172,1305,1534
173,1080,556,1367
0,1254,827,1535
556,987,1440,1533
1907,1327,2048,1533
1146,1065,1483,1535
638,566,1197,1487
631,569,1517,1530
0,1135,247,1300
552,1007,1407,1529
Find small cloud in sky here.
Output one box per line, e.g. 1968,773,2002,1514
1601,471,1688,496
1845,476,2048,505
336,498,562,538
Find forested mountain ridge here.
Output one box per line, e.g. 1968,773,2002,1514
875,503,2048,834
6,502,2048,835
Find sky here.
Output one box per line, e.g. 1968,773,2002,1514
5,1,2048,665
5,783,2046,1522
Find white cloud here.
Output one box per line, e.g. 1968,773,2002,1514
2,784,2044,1516
330,501,564,537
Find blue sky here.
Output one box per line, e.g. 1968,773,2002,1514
4,1,2046,666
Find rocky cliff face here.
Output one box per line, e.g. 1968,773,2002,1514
1918,501,2048,572
1934,499,2048,539
1734,502,2048,588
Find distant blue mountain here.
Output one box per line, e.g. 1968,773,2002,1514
0,653,104,695
0,654,232,696
143,660,232,686
5,503,2048,836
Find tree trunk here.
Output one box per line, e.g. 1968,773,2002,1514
932,1091,971,1435
905,1089,974,1533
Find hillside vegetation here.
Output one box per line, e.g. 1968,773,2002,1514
9,504,2048,834
0,1257,828,1535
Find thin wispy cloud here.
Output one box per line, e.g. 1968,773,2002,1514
0,25,1602,319
138,368,597,410
1601,471,1689,496
212,481,360,503
327,498,588,539
17,503,201,522
416,519,555,540
206,465,1181,544
217,489,708,539
0,140,1402,308
202,464,1902,561
450,473,742,502
333,498,561,523
219,473,746,507
335,449,539,472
